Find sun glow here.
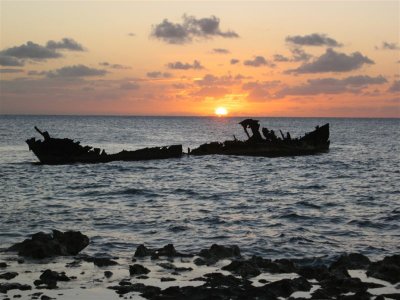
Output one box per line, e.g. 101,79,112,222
215,107,228,117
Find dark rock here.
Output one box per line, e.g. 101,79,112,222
104,271,113,278
221,260,261,278
7,230,89,259
0,272,18,280
136,275,149,279
65,260,81,268
134,245,153,258
40,296,53,300
160,277,176,282
263,277,312,298
198,244,241,260
108,283,160,297
193,257,206,266
0,263,7,268
250,256,298,273
367,255,400,284
298,265,330,281
202,272,249,288
318,277,383,298
330,253,371,270
258,279,268,284
93,258,118,267
157,244,177,257
158,263,175,270
40,269,70,283
311,288,332,299
129,264,150,276
382,294,400,300
337,291,372,300
0,283,31,293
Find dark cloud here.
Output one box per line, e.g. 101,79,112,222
290,47,312,62
388,80,400,93
166,60,204,70
376,41,400,50
120,81,140,90
151,14,239,44
230,58,240,65
128,33,136,37
1,41,61,60
146,71,172,78
286,33,342,47
0,55,24,66
273,54,290,62
99,62,131,69
45,65,108,78
46,38,84,51
28,70,46,76
0,68,24,73
212,48,230,54
276,75,387,97
244,56,275,67
195,74,241,86
286,48,374,74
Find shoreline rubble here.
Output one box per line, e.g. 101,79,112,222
1,231,399,299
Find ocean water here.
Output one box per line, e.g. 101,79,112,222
0,116,399,261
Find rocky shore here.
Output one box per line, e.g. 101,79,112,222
0,230,399,300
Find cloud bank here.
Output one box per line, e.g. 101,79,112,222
286,33,342,47
286,48,374,74
151,15,239,44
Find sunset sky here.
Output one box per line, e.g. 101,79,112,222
0,1,399,117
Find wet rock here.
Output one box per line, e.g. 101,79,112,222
104,271,113,278
202,272,249,288
40,270,70,283
7,230,89,259
157,244,177,257
108,283,160,296
65,260,81,268
40,296,54,300
318,277,383,298
129,264,150,276
160,277,176,282
0,283,31,293
298,265,330,281
250,256,298,273
337,291,372,300
193,257,206,266
93,257,118,267
330,253,371,270
221,260,261,278
0,272,18,280
134,245,153,258
198,244,241,261
381,294,400,300
158,262,175,270
366,255,400,284
263,277,312,298
0,263,7,268
136,275,149,279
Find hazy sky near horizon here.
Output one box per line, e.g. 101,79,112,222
0,1,399,117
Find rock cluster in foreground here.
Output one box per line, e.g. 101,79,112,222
1,231,399,300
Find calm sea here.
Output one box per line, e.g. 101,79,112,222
0,116,399,261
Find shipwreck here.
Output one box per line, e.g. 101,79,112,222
189,119,330,157
26,127,183,164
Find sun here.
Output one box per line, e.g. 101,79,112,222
215,107,228,117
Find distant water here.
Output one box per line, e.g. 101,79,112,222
0,116,399,260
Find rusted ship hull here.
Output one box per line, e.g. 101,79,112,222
26,135,183,165
190,123,330,157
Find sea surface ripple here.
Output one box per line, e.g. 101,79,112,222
0,116,399,260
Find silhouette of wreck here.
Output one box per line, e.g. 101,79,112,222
189,119,330,157
26,127,183,164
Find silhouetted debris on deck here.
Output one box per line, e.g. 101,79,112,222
26,127,183,164
190,119,330,157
